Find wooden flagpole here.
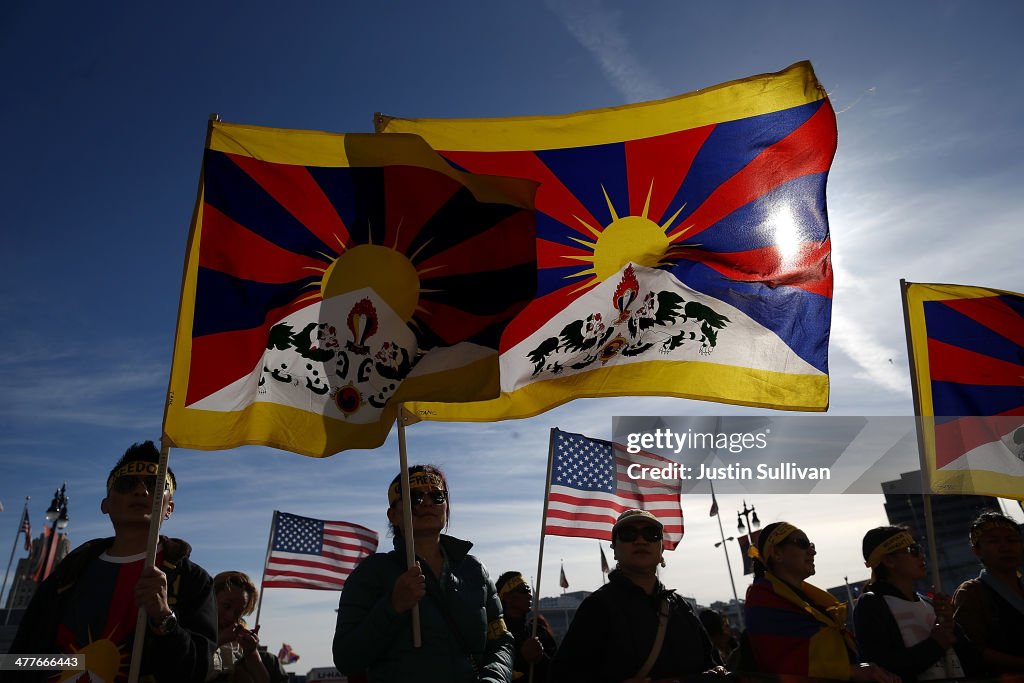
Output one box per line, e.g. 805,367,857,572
127,440,173,683
397,404,422,647
900,278,952,677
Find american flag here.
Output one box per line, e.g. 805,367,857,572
263,512,378,590
21,509,31,552
544,428,684,549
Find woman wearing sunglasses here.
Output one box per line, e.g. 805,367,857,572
743,522,898,683
853,526,979,681
550,509,724,682
333,464,513,683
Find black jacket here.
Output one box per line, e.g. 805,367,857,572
549,570,721,682
9,535,217,683
853,582,981,682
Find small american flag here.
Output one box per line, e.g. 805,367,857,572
544,428,684,549
263,512,378,590
21,509,31,552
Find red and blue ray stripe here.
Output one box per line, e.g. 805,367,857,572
439,98,835,375
187,151,535,406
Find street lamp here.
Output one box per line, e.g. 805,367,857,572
736,500,760,542
714,536,735,548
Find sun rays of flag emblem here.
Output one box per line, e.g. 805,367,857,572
382,61,837,420
164,126,536,456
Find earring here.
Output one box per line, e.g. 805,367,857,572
660,557,666,568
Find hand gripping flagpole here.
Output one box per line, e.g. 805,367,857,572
900,278,952,678
397,404,422,647
127,440,173,683
528,427,557,683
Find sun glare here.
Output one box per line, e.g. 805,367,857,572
768,205,801,268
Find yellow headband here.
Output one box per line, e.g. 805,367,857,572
865,531,916,569
970,519,1019,546
498,575,527,599
106,461,175,495
748,522,798,562
388,472,445,505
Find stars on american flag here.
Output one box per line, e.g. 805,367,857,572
272,513,324,555
552,431,615,492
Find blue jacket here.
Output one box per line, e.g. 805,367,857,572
333,534,513,683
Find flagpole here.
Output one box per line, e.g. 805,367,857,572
1,497,29,625
528,427,557,683
397,405,421,647
127,440,173,683
900,278,952,677
599,543,607,585
254,510,278,630
710,481,743,630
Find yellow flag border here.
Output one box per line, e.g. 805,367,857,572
904,281,1024,498
407,360,828,422
377,61,826,150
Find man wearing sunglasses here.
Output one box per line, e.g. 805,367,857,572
550,509,724,682
11,441,217,682
334,464,513,683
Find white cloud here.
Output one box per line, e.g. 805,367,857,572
544,0,668,103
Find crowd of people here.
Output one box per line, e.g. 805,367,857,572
8,444,1024,682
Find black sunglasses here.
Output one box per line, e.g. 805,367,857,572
617,526,663,543
406,490,447,506
110,475,168,494
782,537,815,550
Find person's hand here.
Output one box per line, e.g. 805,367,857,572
520,636,546,663
851,663,901,683
390,563,426,613
135,565,171,621
932,592,954,623
236,624,261,657
218,622,242,647
930,619,956,649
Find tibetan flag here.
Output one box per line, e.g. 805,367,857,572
164,122,537,457
380,61,836,421
903,281,1024,498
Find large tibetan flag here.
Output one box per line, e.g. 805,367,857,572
903,281,1024,498
163,121,537,457
379,61,835,421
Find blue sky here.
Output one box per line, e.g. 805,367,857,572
2,0,1023,671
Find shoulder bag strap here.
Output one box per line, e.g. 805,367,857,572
635,598,671,679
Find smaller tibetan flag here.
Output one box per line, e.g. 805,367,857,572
903,281,1024,498
263,512,378,591
163,121,537,457
278,643,300,664
737,530,761,575
559,563,569,590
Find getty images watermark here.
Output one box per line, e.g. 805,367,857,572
611,416,1024,495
